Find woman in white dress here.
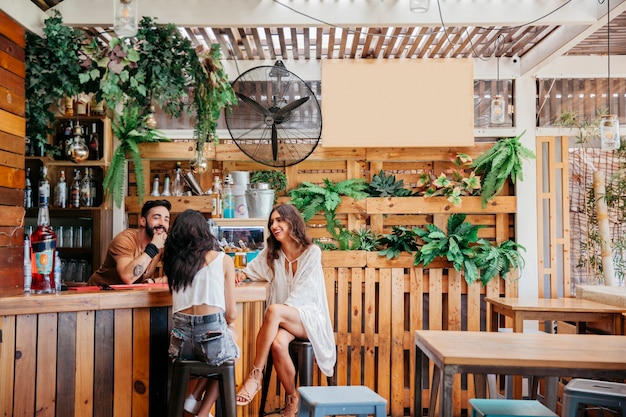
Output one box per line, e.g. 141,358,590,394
235,204,336,417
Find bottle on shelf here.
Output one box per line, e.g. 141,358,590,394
172,162,184,196
54,251,62,293
24,167,33,209
30,180,57,294
151,174,161,196
39,166,50,208
80,168,92,207
25,135,33,157
70,169,81,208
90,170,97,207
88,122,100,160
211,176,222,218
53,170,67,208
162,173,172,196
222,174,235,218
24,234,32,293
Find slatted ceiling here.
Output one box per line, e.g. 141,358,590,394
568,14,626,55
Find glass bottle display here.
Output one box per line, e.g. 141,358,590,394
71,169,81,208
24,167,33,209
66,123,89,163
80,168,92,207
39,166,50,208
172,162,184,196
89,122,100,160
54,170,67,208
162,173,172,196
30,184,57,294
211,176,222,218
222,174,235,218
151,174,160,196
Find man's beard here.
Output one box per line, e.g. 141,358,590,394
146,224,166,238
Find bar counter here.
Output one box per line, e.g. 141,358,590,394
0,282,267,417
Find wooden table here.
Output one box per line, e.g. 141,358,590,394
413,330,626,417
485,297,625,335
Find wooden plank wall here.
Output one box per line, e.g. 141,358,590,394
0,302,265,417
260,253,514,417
0,11,26,290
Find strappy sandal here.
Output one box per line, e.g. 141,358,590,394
282,392,299,417
236,367,263,406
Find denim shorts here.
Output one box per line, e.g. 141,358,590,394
168,311,240,366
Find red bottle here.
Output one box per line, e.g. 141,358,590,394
30,180,57,294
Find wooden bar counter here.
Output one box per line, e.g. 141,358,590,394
0,282,267,417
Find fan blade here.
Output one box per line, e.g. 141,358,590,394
271,123,278,161
274,96,310,117
236,93,270,116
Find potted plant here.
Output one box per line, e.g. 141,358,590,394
25,10,89,156
250,170,288,197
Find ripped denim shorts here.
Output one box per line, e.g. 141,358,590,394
168,311,240,366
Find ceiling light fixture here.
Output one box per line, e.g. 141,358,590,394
410,0,430,13
490,56,506,125
114,0,139,38
600,0,620,151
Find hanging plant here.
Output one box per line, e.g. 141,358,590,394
105,106,170,208
191,44,238,148
25,10,88,156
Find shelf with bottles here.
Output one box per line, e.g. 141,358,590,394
25,208,111,283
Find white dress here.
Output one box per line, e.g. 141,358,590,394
243,244,336,376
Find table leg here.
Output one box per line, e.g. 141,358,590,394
474,374,487,399
430,367,441,417
544,376,558,412
439,368,454,417
415,348,424,417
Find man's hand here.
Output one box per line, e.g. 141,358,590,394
151,229,167,250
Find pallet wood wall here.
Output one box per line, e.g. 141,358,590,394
0,11,26,290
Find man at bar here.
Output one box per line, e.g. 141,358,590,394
86,200,171,286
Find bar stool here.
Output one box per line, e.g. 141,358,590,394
259,339,333,417
562,379,626,417
168,359,237,417
469,399,558,417
298,385,386,417
259,339,313,417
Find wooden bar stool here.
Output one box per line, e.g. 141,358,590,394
298,386,387,417
562,379,626,417
259,339,316,417
469,399,558,417
168,359,237,417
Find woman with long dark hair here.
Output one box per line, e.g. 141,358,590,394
164,209,239,417
235,204,335,417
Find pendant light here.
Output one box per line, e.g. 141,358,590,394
114,0,139,38
490,56,506,125
409,0,430,12
600,0,620,151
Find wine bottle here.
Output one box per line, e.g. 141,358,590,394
71,169,81,208
24,234,32,293
54,170,67,208
88,122,100,160
30,185,57,294
80,168,92,207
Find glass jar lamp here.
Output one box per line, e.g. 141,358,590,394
600,114,620,151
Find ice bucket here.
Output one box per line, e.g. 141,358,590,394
245,183,275,219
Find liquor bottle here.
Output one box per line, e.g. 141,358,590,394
211,176,222,218
70,169,81,208
54,252,62,293
30,182,57,294
90,170,97,207
151,174,160,196
172,162,184,196
53,170,67,208
39,166,50,208
162,173,172,196
80,168,92,207
24,167,33,209
222,174,235,218
88,122,100,160
24,234,32,293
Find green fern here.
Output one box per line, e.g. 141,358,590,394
471,130,535,208
105,106,170,208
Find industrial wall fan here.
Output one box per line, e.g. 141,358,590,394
225,61,322,167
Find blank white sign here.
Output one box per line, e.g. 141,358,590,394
321,59,474,148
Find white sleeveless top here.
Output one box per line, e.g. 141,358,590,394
172,251,226,313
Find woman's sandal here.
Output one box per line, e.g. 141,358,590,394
282,392,299,417
236,367,263,406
